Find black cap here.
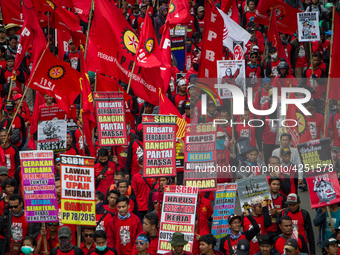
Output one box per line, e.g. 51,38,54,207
0,166,8,176
280,147,291,155
5,100,15,110
58,226,72,238
236,239,250,255
269,46,277,53
184,101,191,109
258,235,273,246
247,21,256,28
325,238,340,247
207,100,215,106
228,214,242,224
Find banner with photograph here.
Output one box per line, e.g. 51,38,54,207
297,138,340,208
236,175,273,213
157,185,198,254
217,60,246,99
40,104,78,131
21,150,58,222
297,12,320,42
38,120,67,153
143,114,177,177
212,183,237,249
60,155,96,225
184,124,217,191
94,92,127,146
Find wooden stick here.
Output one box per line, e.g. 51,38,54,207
265,6,274,69
324,7,335,136
77,225,81,248
231,99,235,158
84,0,95,60
7,78,14,100
126,61,137,94
309,41,315,90
4,46,48,144
326,206,335,230
41,223,48,254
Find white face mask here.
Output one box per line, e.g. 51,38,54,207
271,52,278,59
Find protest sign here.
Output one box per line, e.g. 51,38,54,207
236,175,273,213
297,12,320,42
171,25,187,71
94,92,127,146
297,138,340,208
212,183,237,249
60,155,96,225
184,123,217,191
40,104,78,131
176,138,185,168
158,185,198,254
233,41,244,60
38,120,67,153
21,150,58,222
143,114,177,177
217,60,246,99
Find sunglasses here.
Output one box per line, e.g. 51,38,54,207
84,234,94,238
9,205,19,209
153,201,163,204
250,56,258,59
135,241,145,245
47,223,59,226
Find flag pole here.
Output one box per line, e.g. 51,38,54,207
265,6,274,69
323,7,335,136
309,41,315,90
7,78,14,100
84,0,95,59
3,46,49,144
231,99,235,158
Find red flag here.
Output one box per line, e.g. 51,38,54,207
198,0,223,81
329,11,340,100
221,0,238,23
27,91,41,150
136,12,168,69
29,49,81,112
1,0,24,25
80,48,96,157
254,0,302,35
160,21,172,94
57,29,86,59
267,9,288,63
96,74,134,124
87,0,161,106
166,0,191,27
14,22,32,70
72,0,91,22
286,94,312,147
159,93,187,138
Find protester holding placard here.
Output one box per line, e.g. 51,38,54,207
95,148,116,196
35,222,60,254
0,128,19,178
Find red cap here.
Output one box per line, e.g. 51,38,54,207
152,192,164,202
13,94,22,101
137,123,143,132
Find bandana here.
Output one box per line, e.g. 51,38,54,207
246,159,257,167
230,231,242,240
137,236,150,244
118,212,131,220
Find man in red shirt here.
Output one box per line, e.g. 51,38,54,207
131,213,159,255
36,222,60,254
0,178,16,215
266,47,286,78
3,55,25,95
95,148,116,197
242,0,256,28
245,51,263,91
329,100,340,152
81,226,96,255
219,214,260,255
197,6,204,34
50,227,84,255
272,62,298,95
305,100,324,140
0,128,20,178
171,78,188,110
64,131,79,156
107,196,143,255
132,4,147,35
303,53,326,114
104,189,120,214
253,77,271,110
131,156,153,221
63,39,80,71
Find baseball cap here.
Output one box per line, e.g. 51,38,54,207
68,39,73,45
0,166,8,176
137,123,143,132
177,79,187,86
217,131,226,138
252,45,259,51
281,147,291,155
247,21,255,28
5,100,15,110
228,214,242,225
184,101,191,109
258,235,273,246
0,26,5,33
13,94,22,101
246,27,255,33
286,193,300,204
236,239,250,255
249,51,258,57
152,191,164,203
207,100,215,106
67,131,72,136
132,3,139,9
187,84,196,90
141,3,147,8
284,238,298,251
58,226,72,238
269,46,277,53
138,155,143,164
197,6,204,12
325,238,340,247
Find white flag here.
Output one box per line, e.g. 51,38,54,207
218,9,251,54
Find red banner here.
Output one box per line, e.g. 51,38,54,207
1,0,24,24
93,92,127,146
184,123,217,191
142,114,177,178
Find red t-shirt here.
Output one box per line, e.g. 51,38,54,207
306,113,324,140
131,172,153,211
96,212,113,232
3,144,19,178
103,204,117,214
243,215,267,255
66,52,80,70
95,162,116,196
10,213,29,243
253,89,269,110
81,242,96,255
295,43,308,68
245,63,262,91
329,112,340,146
304,67,325,99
